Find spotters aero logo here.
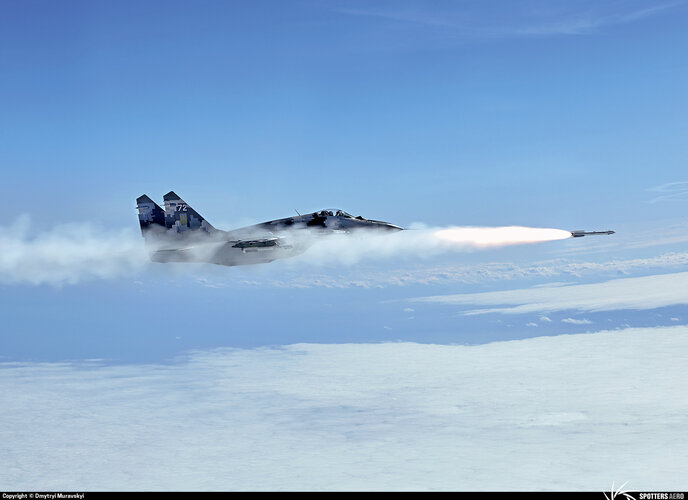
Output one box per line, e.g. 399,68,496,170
604,481,636,500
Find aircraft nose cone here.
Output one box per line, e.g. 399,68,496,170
379,223,404,231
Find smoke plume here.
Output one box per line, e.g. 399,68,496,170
288,225,572,266
0,216,572,285
0,216,147,286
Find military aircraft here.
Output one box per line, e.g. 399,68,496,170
136,191,403,266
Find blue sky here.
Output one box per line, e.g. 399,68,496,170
2,0,688,491
3,0,687,228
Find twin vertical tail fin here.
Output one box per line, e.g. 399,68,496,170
136,194,166,240
162,191,215,233
136,191,215,242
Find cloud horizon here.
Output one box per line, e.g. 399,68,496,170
2,326,686,491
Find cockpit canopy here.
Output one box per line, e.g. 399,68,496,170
314,209,354,218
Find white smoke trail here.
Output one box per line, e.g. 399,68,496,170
0,216,148,286
289,225,573,266
0,216,573,285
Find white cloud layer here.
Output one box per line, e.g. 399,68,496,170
562,318,593,325
647,180,688,204
413,271,688,315
226,251,688,289
1,326,687,491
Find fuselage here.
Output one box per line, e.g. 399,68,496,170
232,209,403,238
149,208,403,267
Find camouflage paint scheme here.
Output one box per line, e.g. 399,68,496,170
136,191,403,267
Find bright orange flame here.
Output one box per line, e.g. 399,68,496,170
434,226,571,247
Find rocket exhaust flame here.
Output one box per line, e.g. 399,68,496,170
289,224,579,267
434,226,573,247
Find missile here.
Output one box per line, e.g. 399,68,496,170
231,238,279,249
570,230,615,238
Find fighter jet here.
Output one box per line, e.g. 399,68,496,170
570,230,616,238
136,191,403,267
